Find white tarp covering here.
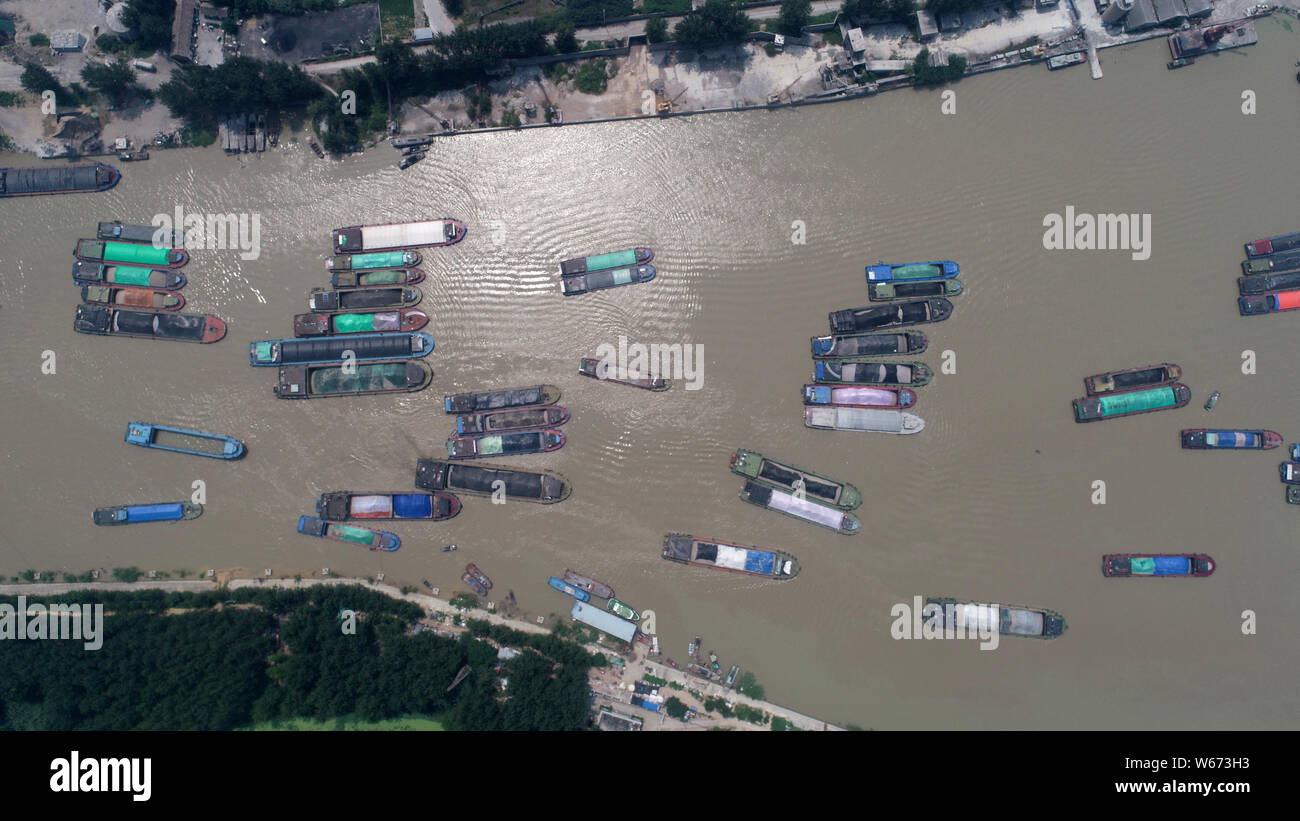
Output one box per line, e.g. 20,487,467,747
359,220,451,250
952,603,999,634
1005,608,1045,636
714,544,750,570
349,495,392,515
768,488,845,528
836,408,904,432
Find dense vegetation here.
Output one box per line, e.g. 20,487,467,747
673,0,754,47
19,63,76,106
910,48,966,85
157,57,323,130
842,0,916,22
121,0,176,53
778,0,812,35
0,586,598,731
81,58,149,107
208,0,372,12
646,16,669,44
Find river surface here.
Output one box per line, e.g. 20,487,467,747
3,23,1299,729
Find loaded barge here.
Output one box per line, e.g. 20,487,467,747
1239,292,1300,316
72,261,185,290
548,576,591,602
445,429,565,459
445,385,560,414
811,332,927,359
739,480,860,534
662,533,799,580
331,268,425,289
1245,229,1300,258
125,422,245,459
74,305,226,343
729,448,861,510
273,360,433,398
578,358,669,390
828,299,952,334
455,405,570,434
293,309,428,337
327,251,422,271
82,284,184,311
96,221,183,246
1180,429,1281,450
1102,554,1214,578
814,361,932,387
865,261,959,282
415,458,572,503
93,501,202,525
297,516,400,552
332,219,465,254
1242,250,1300,275
250,331,434,367
75,239,188,268
1084,363,1180,396
868,280,962,301
803,384,915,409
1238,270,1300,294
316,491,460,521
1073,384,1191,422
924,598,1067,639
561,265,656,296
1169,20,1258,61
804,407,925,434
1,163,119,197
563,570,614,600
559,247,653,276
308,287,422,312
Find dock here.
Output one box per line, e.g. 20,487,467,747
1169,19,1259,60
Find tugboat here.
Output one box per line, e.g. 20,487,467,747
442,544,458,553
1204,391,1221,410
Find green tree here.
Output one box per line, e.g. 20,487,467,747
778,0,811,35
574,59,610,94
554,22,579,54
645,16,668,44
121,0,176,53
673,0,753,47
736,670,764,700
442,0,465,16
664,696,688,719
81,58,139,107
20,62,72,105
96,34,124,53
29,33,50,48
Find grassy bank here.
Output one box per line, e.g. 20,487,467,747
246,714,445,731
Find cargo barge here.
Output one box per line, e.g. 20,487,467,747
330,268,425,289
445,429,565,459
811,332,928,359
96,221,183,246
1242,250,1300,275
804,406,925,434
316,491,461,521
297,516,400,552
662,533,799,580
332,219,465,254
868,280,962,301
327,250,422,271
415,458,572,503
82,284,184,311
561,264,656,296
1102,554,1215,578
814,361,932,387
293,309,428,337
1238,270,1300,294
1072,384,1191,422
92,501,201,525
1245,229,1300,258
802,384,916,409
563,570,614,600
729,448,861,510
1239,292,1300,316
72,261,185,290
1169,20,1258,61
1,162,119,197
829,299,952,334
559,247,654,276
273,360,432,399
1180,429,1281,450
548,576,591,602
1279,462,1300,485
1046,51,1086,69
466,563,493,590
578,357,669,391
74,304,226,343
444,384,561,414
455,405,570,434
924,598,1066,638
739,480,860,534
125,422,245,459
249,331,434,367
308,286,422,312
865,261,959,282
75,239,188,268
1084,363,1181,396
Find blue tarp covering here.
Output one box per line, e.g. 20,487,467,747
127,503,183,522
392,494,433,518
745,551,776,574
1153,556,1192,575
809,385,832,403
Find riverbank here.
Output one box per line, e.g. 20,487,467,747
0,576,844,731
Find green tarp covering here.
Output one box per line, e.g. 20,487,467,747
350,252,408,270
892,264,943,280
104,241,172,266
1097,386,1176,416
612,267,634,285
331,524,377,546
333,313,377,333
585,249,637,272
1130,557,1156,574
478,437,504,455
360,270,403,285
112,265,155,286
310,363,407,394
254,342,274,362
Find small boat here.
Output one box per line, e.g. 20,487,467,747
81,284,184,311
1239,292,1300,315
1072,384,1191,422
308,137,325,158
399,152,425,170
729,448,861,510
96,221,183,246
1291,443,1300,461
666,658,680,670
75,238,187,268
1084,363,1181,396
802,384,916,409
1245,230,1300,258
811,332,928,359
1180,429,1281,450
316,491,461,521
868,279,963,301
561,264,656,296
1238,271,1300,295
293,308,429,337
249,331,434,367
466,563,492,590
1242,250,1300,275
547,576,591,602
1204,391,1220,410
1288,486,1300,505
687,641,696,656
1167,57,1192,69
804,406,925,434
864,261,960,282
663,533,800,579
686,663,717,681
1279,462,1300,484
297,515,400,552
392,134,434,148
308,287,422,312
828,299,952,334
273,360,432,399
330,268,425,289
560,247,654,276
332,219,465,254
92,501,202,526
74,305,226,343
456,405,570,434
445,385,561,414
1047,51,1087,69
1102,554,1214,577
124,422,245,459
445,429,565,459
562,570,614,600
814,361,932,387
578,357,669,391
327,250,422,271
72,261,186,290
924,597,1066,639
415,458,572,503
725,665,740,687
739,480,860,534
0,162,119,197
462,574,488,596
607,599,639,622
442,544,458,552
